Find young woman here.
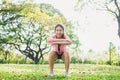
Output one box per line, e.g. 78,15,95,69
47,24,72,76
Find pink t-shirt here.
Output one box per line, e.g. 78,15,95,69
47,34,71,53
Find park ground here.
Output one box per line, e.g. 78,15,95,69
0,64,120,80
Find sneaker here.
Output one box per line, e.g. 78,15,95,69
64,72,69,76
48,71,54,76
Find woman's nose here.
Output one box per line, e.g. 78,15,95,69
57,31,61,33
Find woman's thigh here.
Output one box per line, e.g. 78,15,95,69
61,52,69,61
49,51,57,60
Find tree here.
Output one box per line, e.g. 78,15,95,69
0,45,11,61
0,1,50,64
105,0,120,38
109,42,112,65
0,0,77,64
0,0,23,26
109,42,119,65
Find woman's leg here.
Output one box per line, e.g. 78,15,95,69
49,51,57,74
61,52,70,74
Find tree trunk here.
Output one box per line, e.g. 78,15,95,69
109,42,112,65
117,17,120,38
4,51,8,60
34,58,39,64
24,56,27,64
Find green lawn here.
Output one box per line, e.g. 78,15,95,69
0,64,120,80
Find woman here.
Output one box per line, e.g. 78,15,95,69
47,24,72,76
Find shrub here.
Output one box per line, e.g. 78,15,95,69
0,59,3,63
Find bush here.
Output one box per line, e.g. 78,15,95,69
39,60,49,64
84,59,91,64
70,56,77,64
55,59,64,64
118,61,120,66
0,59,3,63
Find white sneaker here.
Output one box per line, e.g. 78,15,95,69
64,72,69,76
48,71,54,76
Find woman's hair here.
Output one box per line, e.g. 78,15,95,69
55,24,64,38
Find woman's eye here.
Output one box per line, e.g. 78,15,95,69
56,30,62,32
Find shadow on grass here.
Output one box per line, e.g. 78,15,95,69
42,75,67,80
41,74,83,80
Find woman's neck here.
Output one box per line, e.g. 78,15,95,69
56,36,62,39
57,37,62,39
55,34,64,39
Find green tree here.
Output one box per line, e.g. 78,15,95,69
0,0,79,64
109,42,119,65
0,2,50,63
0,0,23,26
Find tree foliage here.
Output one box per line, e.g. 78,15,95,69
0,0,80,64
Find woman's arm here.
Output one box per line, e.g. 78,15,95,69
48,39,67,44
52,39,68,42
51,40,72,45
48,35,72,45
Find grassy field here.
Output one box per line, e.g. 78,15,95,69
0,64,120,80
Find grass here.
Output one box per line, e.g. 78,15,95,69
0,64,120,80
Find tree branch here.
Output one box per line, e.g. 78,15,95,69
105,4,118,18
114,0,120,16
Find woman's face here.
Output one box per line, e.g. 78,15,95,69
55,26,64,38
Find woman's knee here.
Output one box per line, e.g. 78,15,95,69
64,52,69,58
49,51,56,59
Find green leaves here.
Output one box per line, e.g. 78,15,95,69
0,0,80,63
